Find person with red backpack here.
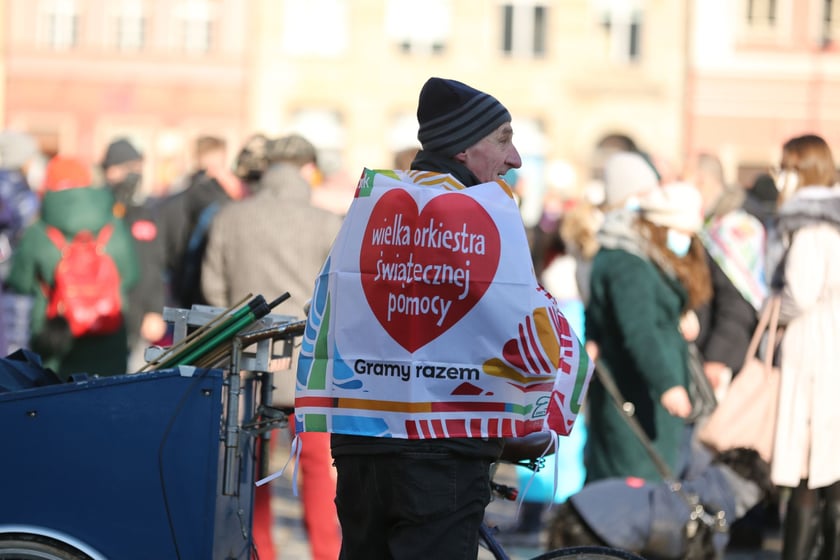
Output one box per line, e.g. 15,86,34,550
6,156,138,379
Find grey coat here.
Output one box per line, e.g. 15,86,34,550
201,164,343,317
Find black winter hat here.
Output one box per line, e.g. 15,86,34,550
417,77,511,157
102,138,142,169
750,173,780,203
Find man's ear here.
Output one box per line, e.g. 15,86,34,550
301,162,323,187
453,151,467,163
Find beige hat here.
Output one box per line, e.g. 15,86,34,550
640,181,704,233
0,130,39,171
602,151,659,208
266,134,318,167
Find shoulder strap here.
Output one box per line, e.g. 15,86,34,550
187,202,221,252
744,294,781,367
594,359,677,481
41,226,66,297
593,359,725,534
97,222,115,246
44,225,66,252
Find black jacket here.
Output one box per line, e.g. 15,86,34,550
120,201,165,347
158,171,232,308
695,251,757,374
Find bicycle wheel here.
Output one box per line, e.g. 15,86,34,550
0,534,91,560
529,545,647,560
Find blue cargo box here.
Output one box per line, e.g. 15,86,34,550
0,367,257,560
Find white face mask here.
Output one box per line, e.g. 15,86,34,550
775,170,799,202
624,195,641,211
666,229,692,258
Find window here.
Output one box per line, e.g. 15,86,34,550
173,0,215,54
594,0,643,63
823,0,840,46
385,0,450,55
736,0,786,42
282,0,348,57
38,0,79,50
501,3,547,57
113,0,145,51
746,0,777,28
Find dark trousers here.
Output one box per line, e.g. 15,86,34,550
782,479,840,560
334,451,493,560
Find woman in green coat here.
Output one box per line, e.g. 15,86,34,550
585,182,711,482
6,156,139,379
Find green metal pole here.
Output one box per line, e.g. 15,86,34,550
160,293,290,368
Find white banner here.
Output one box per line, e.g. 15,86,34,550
295,169,592,440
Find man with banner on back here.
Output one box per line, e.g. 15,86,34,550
293,77,593,559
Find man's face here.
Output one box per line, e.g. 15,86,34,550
104,159,143,185
456,123,522,183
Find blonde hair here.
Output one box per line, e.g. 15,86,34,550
560,201,601,260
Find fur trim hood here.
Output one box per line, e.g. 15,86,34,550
777,186,840,237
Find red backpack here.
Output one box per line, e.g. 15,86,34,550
43,223,123,337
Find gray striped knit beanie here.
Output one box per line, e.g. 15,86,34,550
417,77,511,157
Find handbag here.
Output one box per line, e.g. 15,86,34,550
593,360,729,553
685,341,717,424
696,296,781,463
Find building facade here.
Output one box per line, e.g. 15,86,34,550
4,0,251,195
250,0,689,221
690,0,840,187
3,0,839,210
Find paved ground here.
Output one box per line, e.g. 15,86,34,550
266,434,781,560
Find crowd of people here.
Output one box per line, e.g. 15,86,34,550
0,76,838,560
0,129,345,559
526,133,840,560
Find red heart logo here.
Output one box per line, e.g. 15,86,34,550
360,189,501,352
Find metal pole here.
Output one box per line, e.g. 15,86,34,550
258,369,274,478
223,337,243,496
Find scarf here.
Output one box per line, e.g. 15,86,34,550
410,150,481,187
700,210,767,310
777,186,840,237
767,186,840,289
597,209,680,284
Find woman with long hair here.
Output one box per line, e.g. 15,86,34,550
770,134,840,559
585,181,712,482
